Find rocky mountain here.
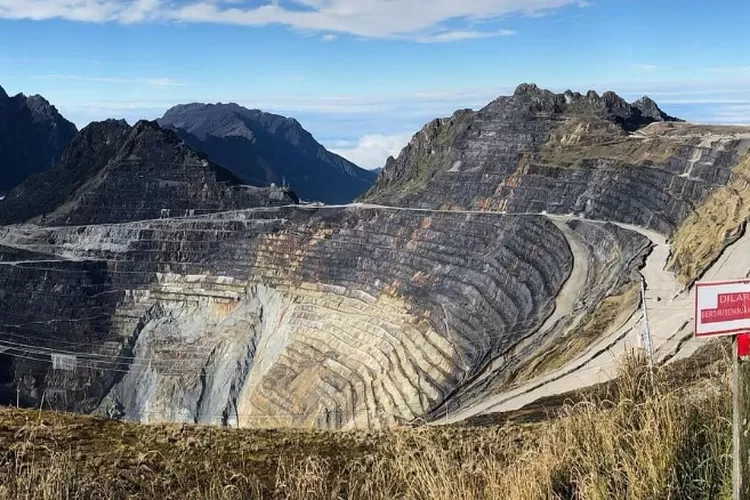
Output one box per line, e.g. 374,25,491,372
361,84,750,283
1,84,749,429
0,119,297,226
363,83,686,218
0,84,78,194
158,103,377,203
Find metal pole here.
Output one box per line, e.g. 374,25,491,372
640,276,654,365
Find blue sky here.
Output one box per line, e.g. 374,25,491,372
1,0,750,169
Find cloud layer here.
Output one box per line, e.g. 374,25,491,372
40,74,185,88
49,81,750,169
0,0,584,41
331,133,414,169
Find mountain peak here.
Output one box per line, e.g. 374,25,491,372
158,102,377,203
513,82,552,97
503,83,679,131
364,84,685,205
70,119,131,150
0,86,78,193
0,119,298,225
633,95,676,122
130,119,166,136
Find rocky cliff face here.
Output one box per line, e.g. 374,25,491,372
0,84,78,194
362,84,732,232
0,205,648,427
2,84,750,428
0,120,297,226
158,103,377,204
362,84,750,281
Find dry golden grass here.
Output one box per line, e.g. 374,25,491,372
539,118,683,168
0,351,733,499
669,154,750,284
512,284,641,383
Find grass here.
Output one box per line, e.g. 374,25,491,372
360,109,474,203
668,154,750,285
511,284,641,383
538,118,682,168
0,350,734,499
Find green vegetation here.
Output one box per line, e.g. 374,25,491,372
0,350,733,499
364,109,474,203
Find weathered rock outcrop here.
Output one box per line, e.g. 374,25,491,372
0,205,648,427
0,84,78,194
362,84,749,237
158,103,377,203
0,120,297,226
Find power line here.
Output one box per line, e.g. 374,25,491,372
1,348,194,376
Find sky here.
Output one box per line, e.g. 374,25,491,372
1,1,750,169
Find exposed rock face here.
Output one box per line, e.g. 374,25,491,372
0,84,78,194
0,120,298,226
362,84,750,236
158,103,377,203
0,205,648,427
2,84,750,429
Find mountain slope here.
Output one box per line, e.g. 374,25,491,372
0,84,749,430
0,120,297,226
360,84,721,232
0,84,78,194
158,103,377,203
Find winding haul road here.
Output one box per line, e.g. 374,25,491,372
295,202,750,423
2,201,748,424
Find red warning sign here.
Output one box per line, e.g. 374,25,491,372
738,334,750,358
696,280,750,337
701,292,750,324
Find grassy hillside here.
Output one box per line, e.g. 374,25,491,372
0,349,733,500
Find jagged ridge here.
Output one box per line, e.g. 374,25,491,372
362,84,747,237
0,120,298,226
0,84,78,193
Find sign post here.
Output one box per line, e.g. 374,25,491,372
695,279,750,500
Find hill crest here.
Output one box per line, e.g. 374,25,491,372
158,102,377,203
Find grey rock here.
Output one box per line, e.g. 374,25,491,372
0,84,78,193
158,103,377,203
0,205,649,427
361,84,742,237
0,120,298,226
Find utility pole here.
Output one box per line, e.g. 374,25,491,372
16,382,19,408
640,276,654,366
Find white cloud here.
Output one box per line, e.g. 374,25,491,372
415,29,515,43
118,0,160,23
0,0,584,40
704,104,750,124
39,74,186,88
146,77,185,88
322,33,337,41
331,132,413,169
